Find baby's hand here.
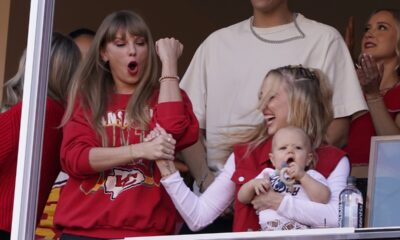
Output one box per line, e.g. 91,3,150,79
287,162,305,180
252,178,270,195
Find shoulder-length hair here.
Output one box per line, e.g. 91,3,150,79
48,32,81,105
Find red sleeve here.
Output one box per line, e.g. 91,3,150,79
60,101,99,179
151,89,199,151
0,102,22,168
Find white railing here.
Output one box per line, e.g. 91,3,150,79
10,0,54,239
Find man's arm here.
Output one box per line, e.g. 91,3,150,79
326,117,350,148
180,129,215,192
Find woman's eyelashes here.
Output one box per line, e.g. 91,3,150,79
364,23,389,32
377,23,389,31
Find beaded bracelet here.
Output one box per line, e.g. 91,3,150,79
159,75,180,83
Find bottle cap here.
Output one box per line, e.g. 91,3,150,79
347,176,356,185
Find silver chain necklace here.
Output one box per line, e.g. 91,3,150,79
250,13,305,44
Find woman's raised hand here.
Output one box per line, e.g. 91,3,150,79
155,38,183,64
356,53,383,98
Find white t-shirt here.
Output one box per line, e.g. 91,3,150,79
161,154,350,231
255,168,328,231
180,14,367,170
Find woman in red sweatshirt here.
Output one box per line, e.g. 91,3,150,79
0,33,80,240
54,10,198,239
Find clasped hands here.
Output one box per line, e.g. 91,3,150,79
142,123,176,161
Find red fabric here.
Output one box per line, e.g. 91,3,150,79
54,90,198,238
231,139,346,232
345,84,400,165
0,98,63,233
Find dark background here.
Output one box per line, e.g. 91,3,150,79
4,0,400,80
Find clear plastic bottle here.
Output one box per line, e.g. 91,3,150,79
338,176,364,228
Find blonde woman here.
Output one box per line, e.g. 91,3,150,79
53,10,198,239
0,33,80,240
159,66,350,232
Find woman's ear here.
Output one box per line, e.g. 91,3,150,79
100,49,109,63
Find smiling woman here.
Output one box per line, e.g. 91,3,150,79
52,10,199,239
158,65,350,232
345,9,400,173
343,11,400,213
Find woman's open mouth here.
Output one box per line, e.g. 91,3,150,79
265,115,275,126
127,61,138,75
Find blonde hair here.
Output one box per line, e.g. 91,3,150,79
1,33,80,112
63,10,159,146
48,32,81,105
226,65,333,156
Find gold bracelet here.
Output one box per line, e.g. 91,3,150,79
159,76,180,83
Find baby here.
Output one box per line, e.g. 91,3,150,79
238,126,331,230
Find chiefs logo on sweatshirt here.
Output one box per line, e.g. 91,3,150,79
105,167,159,199
79,108,159,199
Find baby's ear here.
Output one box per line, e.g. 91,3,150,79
269,153,276,167
306,153,314,167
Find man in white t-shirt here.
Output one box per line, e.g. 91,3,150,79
180,0,366,192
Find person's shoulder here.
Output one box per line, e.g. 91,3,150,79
205,18,251,43
46,97,64,110
45,97,65,122
317,144,346,156
298,14,342,39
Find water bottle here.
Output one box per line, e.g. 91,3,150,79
339,176,363,228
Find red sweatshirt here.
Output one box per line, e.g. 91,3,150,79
345,84,400,165
231,139,346,232
54,90,198,238
0,98,63,233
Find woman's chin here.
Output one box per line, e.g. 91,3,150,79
267,127,277,136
